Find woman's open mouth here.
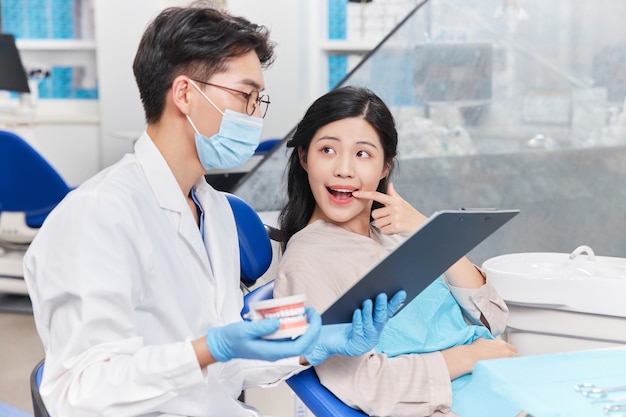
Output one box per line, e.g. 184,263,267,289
327,187,356,202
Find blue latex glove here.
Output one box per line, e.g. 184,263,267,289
305,290,407,366
207,307,321,362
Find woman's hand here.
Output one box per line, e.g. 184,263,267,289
441,338,518,379
352,183,427,236
353,182,489,291
354,183,486,288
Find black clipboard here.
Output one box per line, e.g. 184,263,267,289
321,209,520,324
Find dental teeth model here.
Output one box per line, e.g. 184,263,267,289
247,294,308,339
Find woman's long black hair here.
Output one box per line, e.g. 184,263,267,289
278,85,399,251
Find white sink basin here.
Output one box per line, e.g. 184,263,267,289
482,248,626,317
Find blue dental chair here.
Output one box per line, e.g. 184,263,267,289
30,192,367,417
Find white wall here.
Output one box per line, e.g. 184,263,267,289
94,0,180,168
227,0,322,140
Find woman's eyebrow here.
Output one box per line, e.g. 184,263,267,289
314,136,340,143
356,140,379,149
315,137,378,149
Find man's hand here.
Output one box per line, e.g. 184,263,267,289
206,307,322,362
304,290,407,365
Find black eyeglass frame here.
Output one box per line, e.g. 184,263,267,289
191,79,270,118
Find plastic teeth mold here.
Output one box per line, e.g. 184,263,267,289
247,294,309,339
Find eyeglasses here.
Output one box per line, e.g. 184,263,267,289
191,79,270,118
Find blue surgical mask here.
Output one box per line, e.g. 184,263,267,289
186,80,263,171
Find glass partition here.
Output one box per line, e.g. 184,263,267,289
235,0,626,263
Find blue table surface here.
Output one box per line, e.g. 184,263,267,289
452,346,626,417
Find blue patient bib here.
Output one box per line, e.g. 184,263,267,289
376,276,493,357
375,276,493,396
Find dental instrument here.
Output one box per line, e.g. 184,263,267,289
574,383,626,399
592,396,626,404
604,403,626,416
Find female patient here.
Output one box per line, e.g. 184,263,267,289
273,86,517,417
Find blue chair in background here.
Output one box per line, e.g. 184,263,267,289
0,130,72,302
30,192,367,417
253,137,282,156
0,130,71,244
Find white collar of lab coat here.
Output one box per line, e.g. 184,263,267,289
133,131,241,309
134,131,187,213
132,131,213,273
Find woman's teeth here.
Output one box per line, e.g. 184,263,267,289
328,187,355,198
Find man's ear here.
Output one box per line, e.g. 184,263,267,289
171,75,192,115
298,147,308,172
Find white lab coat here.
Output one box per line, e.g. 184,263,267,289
24,132,301,417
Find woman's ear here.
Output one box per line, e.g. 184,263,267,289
298,147,308,172
380,157,393,180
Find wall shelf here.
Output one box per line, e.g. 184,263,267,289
16,39,97,51
319,40,377,53
0,100,100,125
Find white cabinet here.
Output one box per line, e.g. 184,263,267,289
504,305,626,356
